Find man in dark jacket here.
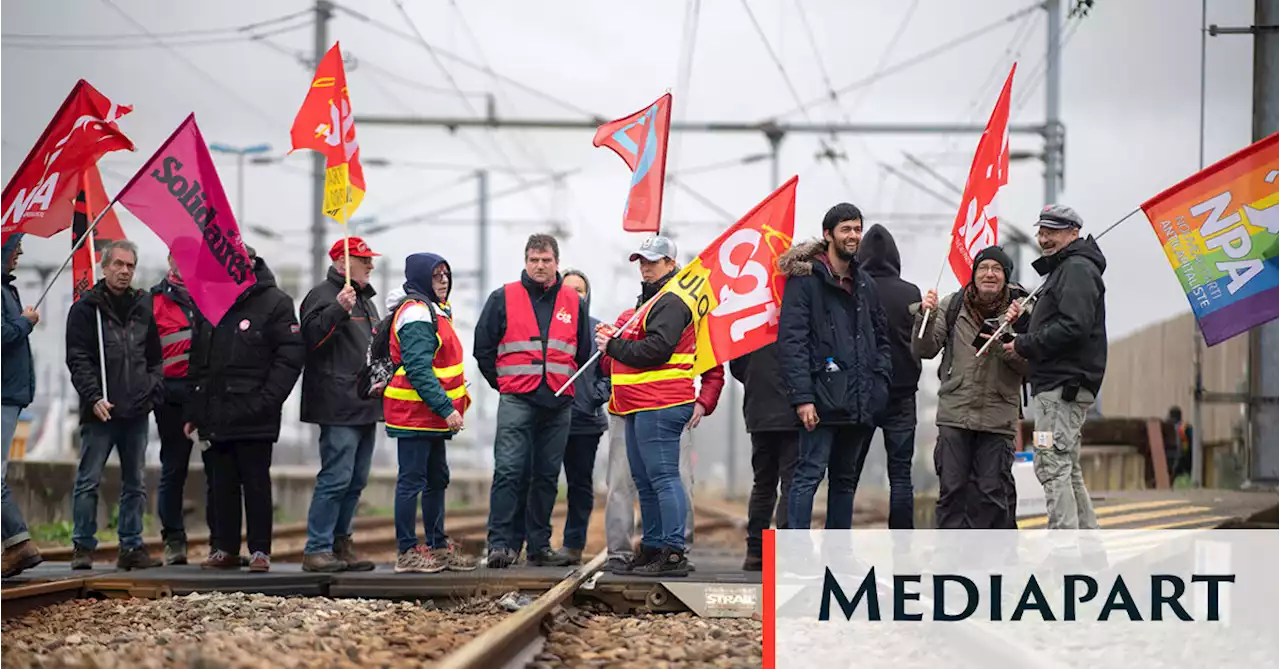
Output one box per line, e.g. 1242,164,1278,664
2,234,43,577
150,255,207,565
729,342,798,571
185,249,304,571
853,224,922,529
1008,204,1105,530
474,234,593,568
299,237,383,573
66,240,164,570
777,204,892,531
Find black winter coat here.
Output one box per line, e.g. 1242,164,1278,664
570,316,610,436
473,270,594,410
299,267,383,426
66,281,163,424
1014,236,1108,395
857,224,922,400
776,239,892,426
185,258,305,442
729,342,799,433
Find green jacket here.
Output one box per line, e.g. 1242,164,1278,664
911,293,1028,437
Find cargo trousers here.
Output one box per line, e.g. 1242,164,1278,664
1032,386,1099,530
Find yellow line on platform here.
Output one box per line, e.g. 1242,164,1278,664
1018,499,1189,528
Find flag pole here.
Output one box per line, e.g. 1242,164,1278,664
87,228,109,404
917,253,950,338
32,197,122,311
553,294,656,397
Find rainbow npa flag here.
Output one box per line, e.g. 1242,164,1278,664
1142,132,1278,346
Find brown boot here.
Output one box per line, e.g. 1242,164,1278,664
2,540,43,578
334,535,375,572
302,552,347,573
201,549,241,570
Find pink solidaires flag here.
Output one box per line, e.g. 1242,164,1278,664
593,92,672,233
117,114,255,325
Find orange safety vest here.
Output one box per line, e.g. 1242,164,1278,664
608,296,697,415
495,282,579,397
383,300,471,433
152,291,193,379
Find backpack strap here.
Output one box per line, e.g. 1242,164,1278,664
938,292,964,381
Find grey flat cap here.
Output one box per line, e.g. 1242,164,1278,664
630,235,678,262
1036,204,1083,230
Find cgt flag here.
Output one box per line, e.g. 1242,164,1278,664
1142,132,1278,346
2,80,132,244
117,114,255,325
71,166,127,302
593,93,672,233
658,175,797,376
946,63,1015,286
290,41,365,223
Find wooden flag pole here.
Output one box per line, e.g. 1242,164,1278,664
341,187,351,288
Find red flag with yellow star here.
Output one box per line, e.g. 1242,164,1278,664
290,42,365,222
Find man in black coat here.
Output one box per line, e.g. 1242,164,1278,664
729,342,798,570
185,249,304,572
852,224,922,529
65,240,164,571
777,204,892,531
299,237,383,573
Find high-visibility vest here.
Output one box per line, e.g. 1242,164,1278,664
152,291,193,379
608,296,697,415
383,300,471,433
495,282,579,397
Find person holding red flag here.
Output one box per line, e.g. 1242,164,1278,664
2,234,43,578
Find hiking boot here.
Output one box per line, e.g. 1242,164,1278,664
610,546,660,575
163,539,188,566
486,547,517,569
432,543,477,572
70,544,93,570
248,552,271,573
2,540,43,578
395,547,429,573
742,554,763,571
117,546,161,571
632,547,690,578
605,556,631,574
302,552,348,573
201,549,241,570
527,547,572,567
558,547,584,565
334,535,375,572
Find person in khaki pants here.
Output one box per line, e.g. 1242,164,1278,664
1005,204,1106,530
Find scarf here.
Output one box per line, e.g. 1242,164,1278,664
962,283,1010,325
166,270,185,288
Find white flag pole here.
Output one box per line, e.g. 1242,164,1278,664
917,254,950,339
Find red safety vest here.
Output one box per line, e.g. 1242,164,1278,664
152,292,193,379
608,297,697,415
495,282,579,397
383,300,471,433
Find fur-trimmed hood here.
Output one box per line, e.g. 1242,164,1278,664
777,238,828,277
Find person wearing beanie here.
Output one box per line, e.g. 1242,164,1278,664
777,203,893,531
298,237,384,573
852,224,923,530
2,234,43,577
912,244,1030,529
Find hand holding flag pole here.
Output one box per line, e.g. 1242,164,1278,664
553,298,653,397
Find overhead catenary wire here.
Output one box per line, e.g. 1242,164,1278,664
1,20,313,50
3,9,313,42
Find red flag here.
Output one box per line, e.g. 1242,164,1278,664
2,80,132,244
290,42,365,222
657,176,797,375
71,166,127,302
593,93,672,233
946,64,1015,286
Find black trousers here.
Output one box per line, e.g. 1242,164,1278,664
206,440,274,555
746,431,799,556
934,427,1014,530
154,401,195,542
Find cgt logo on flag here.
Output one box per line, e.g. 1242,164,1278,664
291,41,366,223
593,93,672,233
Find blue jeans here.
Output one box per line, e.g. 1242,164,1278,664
305,424,376,554
626,403,694,552
852,396,917,529
395,436,449,552
561,432,602,550
788,424,873,530
73,416,149,550
2,405,31,549
487,394,571,555
154,401,193,542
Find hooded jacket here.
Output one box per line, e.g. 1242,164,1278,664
473,269,594,409
729,342,799,433
299,265,383,426
2,235,35,408
66,280,164,424
185,256,304,442
386,253,460,439
565,271,610,436
1014,236,1108,395
776,239,892,426
856,224,922,400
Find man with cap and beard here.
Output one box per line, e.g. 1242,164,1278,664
913,246,1029,529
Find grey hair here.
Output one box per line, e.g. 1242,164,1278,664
99,240,139,268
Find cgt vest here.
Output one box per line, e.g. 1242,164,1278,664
608,297,697,415
383,300,471,433
153,290,194,378
495,282,579,397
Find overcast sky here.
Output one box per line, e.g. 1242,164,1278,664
1,0,1260,339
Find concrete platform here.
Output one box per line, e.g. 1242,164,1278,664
2,561,119,587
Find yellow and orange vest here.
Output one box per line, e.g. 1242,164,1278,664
383,299,471,433
608,297,697,415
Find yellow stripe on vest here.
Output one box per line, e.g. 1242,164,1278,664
613,367,696,385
